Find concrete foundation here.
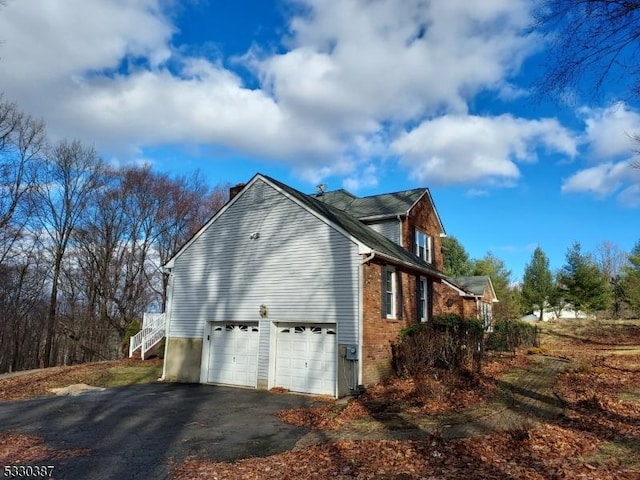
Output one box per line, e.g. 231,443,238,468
163,337,203,383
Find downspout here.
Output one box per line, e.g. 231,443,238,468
359,250,375,391
160,267,173,381
361,250,376,264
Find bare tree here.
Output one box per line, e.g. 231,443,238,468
534,1,640,100
594,240,629,279
34,139,106,367
0,96,46,264
0,238,48,372
153,173,229,310
535,1,640,168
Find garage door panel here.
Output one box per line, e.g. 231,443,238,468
207,323,259,387
275,324,336,396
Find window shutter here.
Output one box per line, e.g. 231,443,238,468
381,266,387,318
396,271,403,320
427,279,434,322
411,226,416,255
416,275,421,321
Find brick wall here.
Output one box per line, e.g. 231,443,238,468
402,193,444,272
434,282,480,319
433,282,466,317
362,259,419,386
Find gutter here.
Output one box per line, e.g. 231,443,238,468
361,250,376,264
361,249,446,280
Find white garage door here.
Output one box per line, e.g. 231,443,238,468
207,323,259,387
275,324,336,396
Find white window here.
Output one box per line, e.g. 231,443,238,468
384,268,396,319
415,229,432,263
481,303,493,330
418,277,428,322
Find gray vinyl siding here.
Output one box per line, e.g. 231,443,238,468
168,179,360,383
366,219,402,246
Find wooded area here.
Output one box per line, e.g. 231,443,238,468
0,95,229,373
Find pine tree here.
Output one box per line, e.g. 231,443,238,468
522,247,553,321
558,242,612,317
621,241,640,316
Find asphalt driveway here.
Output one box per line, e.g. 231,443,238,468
0,383,314,480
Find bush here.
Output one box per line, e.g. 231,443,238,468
394,315,485,377
485,319,538,353
121,319,141,357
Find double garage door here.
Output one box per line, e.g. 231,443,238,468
205,322,336,396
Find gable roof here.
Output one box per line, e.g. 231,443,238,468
165,173,445,279
264,175,444,278
315,186,445,234
451,276,499,302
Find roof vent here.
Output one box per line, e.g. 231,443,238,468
316,183,327,195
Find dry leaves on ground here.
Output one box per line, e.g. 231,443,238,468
276,353,532,430
0,432,89,464
0,358,160,402
173,424,629,480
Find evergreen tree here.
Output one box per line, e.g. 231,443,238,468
558,242,612,317
441,236,473,277
621,241,640,316
472,253,519,320
522,247,553,321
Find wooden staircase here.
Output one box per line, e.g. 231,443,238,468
129,313,166,360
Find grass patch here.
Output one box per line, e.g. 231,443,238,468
618,388,640,405
89,361,163,388
584,438,640,470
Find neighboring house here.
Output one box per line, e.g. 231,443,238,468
532,306,589,321
160,173,449,398
440,276,499,330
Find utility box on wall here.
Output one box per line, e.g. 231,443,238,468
345,344,358,361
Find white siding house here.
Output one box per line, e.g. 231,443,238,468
366,220,402,246
161,174,446,397
162,176,362,397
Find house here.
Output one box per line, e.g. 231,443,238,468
160,173,450,398
531,306,589,321
440,276,499,330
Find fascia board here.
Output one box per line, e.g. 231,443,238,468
407,189,446,236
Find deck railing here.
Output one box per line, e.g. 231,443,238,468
129,313,166,359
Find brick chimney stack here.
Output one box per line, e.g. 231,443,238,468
229,183,246,200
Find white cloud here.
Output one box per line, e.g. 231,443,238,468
618,184,640,208
0,0,172,88
392,114,577,185
258,0,536,129
343,164,379,192
562,159,640,206
466,188,490,197
0,0,578,190
560,103,640,206
581,103,640,160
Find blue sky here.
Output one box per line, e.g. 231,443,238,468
0,0,638,281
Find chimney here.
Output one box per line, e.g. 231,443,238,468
229,183,246,200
